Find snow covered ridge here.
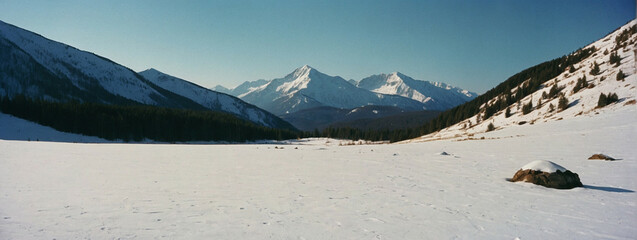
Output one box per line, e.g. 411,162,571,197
0,20,157,105
0,20,291,129
139,69,294,129
357,72,477,109
0,20,206,110
415,20,637,142
217,65,476,115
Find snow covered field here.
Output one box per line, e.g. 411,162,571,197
1,106,636,239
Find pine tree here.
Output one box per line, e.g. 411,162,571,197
548,103,555,112
609,51,621,66
573,76,588,93
590,61,600,75
505,107,511,118
558,94,569,111
522,100,533,115
616,70,625,81
597,93,608,108
548,84,560,98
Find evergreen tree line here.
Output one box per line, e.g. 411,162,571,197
0,95,298,142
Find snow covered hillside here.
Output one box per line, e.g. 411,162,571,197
0,112,110,143
357,72,476,110
0,20,201,109
237,65,427,115
415,20,637,142
139,69,294,129
1,102,635,239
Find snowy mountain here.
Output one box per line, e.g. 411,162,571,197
139,69,294,129
212,79,269,96
236,65,427,115
0,20,293,129
357,72,477,110
412,20,637,142
0,20,201,109
217,66,476,115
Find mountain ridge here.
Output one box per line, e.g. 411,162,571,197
139,68,295,129
219,65,476,115
0,20,295,130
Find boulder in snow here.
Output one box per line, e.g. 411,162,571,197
438,151,451,156
588,154,615,161
511,160,582,189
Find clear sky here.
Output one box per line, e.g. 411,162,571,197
0,0,634,93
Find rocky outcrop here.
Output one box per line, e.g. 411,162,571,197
588,154,615,160
511,160,582,189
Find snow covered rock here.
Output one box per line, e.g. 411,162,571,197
588,154,615,161
511,160,582,189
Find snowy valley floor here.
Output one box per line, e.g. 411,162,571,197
1,108,636,239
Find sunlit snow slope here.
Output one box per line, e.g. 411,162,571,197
0,20,201,109
414,20,636,142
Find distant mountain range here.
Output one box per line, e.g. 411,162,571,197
218,65,476,116
356,72,476,108
0,19,477,134
0,20,293,130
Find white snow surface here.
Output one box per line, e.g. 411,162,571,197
1,104,636,239
0,113,110,143
0,20,161,104
520,160,568,173
139,68,281,128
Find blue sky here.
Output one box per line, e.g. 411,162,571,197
0,0,634,93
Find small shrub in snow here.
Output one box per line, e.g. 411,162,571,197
504,107,511,118
486,123,495,132
548,103,555,112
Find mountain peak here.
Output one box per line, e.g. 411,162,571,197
290,65,319,79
